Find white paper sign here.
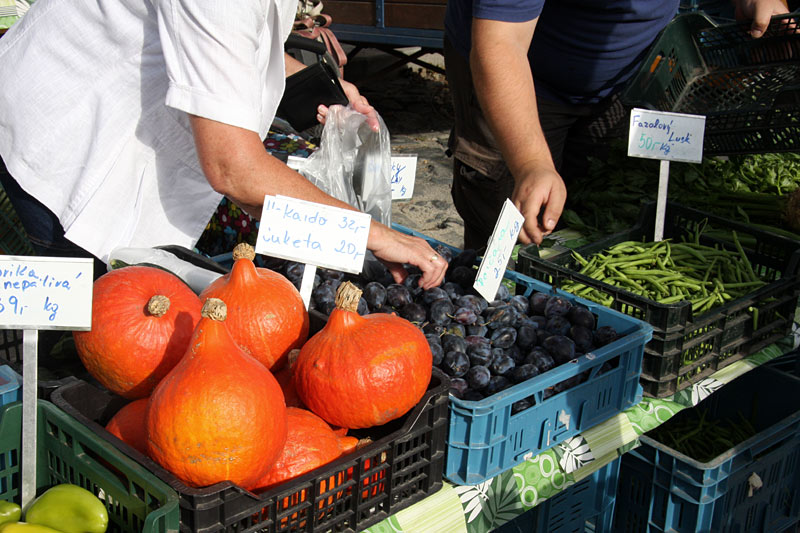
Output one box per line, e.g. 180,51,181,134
256,195,371,274
473,199,524,302
0,256,93,330
628,108,705,163
390,155,418,200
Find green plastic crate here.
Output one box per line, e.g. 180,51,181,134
622,12,800,155
0,400,180,532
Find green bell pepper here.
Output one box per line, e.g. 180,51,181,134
0,524,63,533
0,502,21,525
24,484,108,533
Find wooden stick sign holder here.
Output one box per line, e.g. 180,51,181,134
627,108,706,241
0,256,93,509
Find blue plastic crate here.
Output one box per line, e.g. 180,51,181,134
363,225,652,485
494,456,621,533
614,365,800,533
0,365,20,407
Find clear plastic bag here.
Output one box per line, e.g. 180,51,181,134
292,104,393,225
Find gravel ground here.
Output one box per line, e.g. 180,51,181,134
347,56,466,249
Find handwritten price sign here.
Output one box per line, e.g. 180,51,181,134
390,155,418,200
0,256,93,330
473,199,524,302
256,195,371,274
628,108,705,163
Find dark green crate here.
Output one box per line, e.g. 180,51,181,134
518,201,800,398
622,12,800,155
0,400,180,532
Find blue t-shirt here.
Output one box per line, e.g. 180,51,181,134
444,0,678,104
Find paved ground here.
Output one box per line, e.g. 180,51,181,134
344,49,466,249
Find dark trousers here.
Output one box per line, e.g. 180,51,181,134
444,38,629,250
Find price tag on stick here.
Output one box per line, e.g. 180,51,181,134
0,256,93,509
473,199,524,302
390,155,418,200
628,108,705,241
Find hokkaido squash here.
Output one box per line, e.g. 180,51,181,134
293,281,432,429
147,297,288,489
74,266,202,399
254,407,358,491
105,398,150,456
199,243,309,370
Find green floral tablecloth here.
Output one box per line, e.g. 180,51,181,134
363,338,796,533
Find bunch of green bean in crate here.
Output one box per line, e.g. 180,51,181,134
518,201,800,398
568,231,765,315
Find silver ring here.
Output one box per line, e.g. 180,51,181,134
429,254,438,262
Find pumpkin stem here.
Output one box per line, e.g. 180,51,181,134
335,281,363,313
147,295,170,317
232,243,256,262
201,298,228,321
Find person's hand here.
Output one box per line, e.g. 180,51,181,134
316,78,381,131
367,223,448,289
511,164,567,245
734,0,791,37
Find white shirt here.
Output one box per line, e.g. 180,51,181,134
0,0,297,262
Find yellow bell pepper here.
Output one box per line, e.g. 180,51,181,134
0,501,21,525
0,523,62,533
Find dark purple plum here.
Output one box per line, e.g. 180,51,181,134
430,343,444,366
490,354,516,376
425,333,442,347
510,363,540,384
544,295,572,318
485,375,512,395
448,265,477,288
593,325,618,347
509,294,530,314
490,326,517,349
452,307,479,325
422,287,450,306
402,273,424,297
386,284,413,309
422,323,447,336
529,315,548,329
568,305,596,329
449,248,478,270
444,323,466,337
483,305,519,329
399,302,427,324
467,344,494,367
434,244,455,264
511,397,534,414
530,292,549,315
546,315,572,337
449,377,468,398
494,283,511,302
515,322,539,350
466,365,491,390
569,325,594,353
462,389,485,401
467,324,489,337
428,298,456,326
542,335,576,365
457,294,488,314
525,348,556,373
442,351,470,377
357,297,369,315
504,344,523,364
443,282,464,301
363,281,387,310
442,334,468,354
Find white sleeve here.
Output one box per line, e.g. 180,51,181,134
156,0,271,132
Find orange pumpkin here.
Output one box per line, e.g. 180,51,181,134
199,243,309,370
105,398,150,456
74,266,202,399
254,407,358,491
293,282,432,429
147,298,288,489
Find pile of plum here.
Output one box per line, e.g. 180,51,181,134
261,246,620,413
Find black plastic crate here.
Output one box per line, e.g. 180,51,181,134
51,369,449,533
518,202,800,398
622,12,800,155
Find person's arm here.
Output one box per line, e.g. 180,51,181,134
732,0,791,37
470,17,566,245
190,115,447,287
